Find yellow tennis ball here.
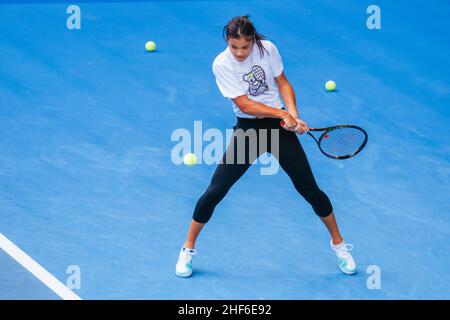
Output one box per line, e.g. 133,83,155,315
183,153,197,166
145,41,156,52
325,80,336,91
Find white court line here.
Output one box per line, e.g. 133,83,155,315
0,233,81,300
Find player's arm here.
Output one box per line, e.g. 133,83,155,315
233,95,297,129
275,71,298,118
275,72,308,133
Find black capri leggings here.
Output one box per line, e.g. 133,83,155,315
193,117,333,223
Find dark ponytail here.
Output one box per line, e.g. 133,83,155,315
222,15,269,58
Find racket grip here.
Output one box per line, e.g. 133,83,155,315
280,120,285,127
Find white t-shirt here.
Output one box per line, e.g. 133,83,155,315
212,40,284,119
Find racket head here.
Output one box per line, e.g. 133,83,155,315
310,125,368,159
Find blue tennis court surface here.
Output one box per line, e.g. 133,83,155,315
0,0,449,299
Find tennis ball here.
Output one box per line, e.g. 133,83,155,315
325,80,336,91
145,41,156,52
183,153,197,166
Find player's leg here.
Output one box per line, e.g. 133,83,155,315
275,130,334,219
274,130,356,274
176,126,260,277
192,129,258,225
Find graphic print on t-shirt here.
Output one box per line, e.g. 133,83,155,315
243,65,269,96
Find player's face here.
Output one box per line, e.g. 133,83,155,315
227,37,253,62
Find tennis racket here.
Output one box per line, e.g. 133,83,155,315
281,120,368,160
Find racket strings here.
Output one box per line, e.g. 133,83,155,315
319,127,366,158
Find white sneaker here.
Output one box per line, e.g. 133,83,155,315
175,247,197,278
330,240,356,275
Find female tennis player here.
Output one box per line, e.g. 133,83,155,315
176,15,356,277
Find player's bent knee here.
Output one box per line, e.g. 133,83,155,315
303,189,333,218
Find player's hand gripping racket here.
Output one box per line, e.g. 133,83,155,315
280,120,368,160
